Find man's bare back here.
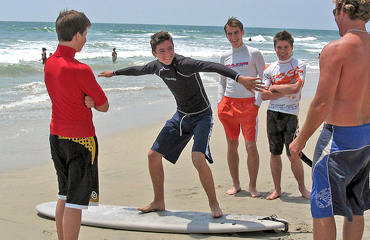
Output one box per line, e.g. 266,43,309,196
322,31,370,126
289,2,370,239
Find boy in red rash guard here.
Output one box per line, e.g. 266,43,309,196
44,9,109,240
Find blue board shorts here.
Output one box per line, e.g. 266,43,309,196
151,108,213,164
311,123,370,221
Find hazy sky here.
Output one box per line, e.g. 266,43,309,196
1,0,364,30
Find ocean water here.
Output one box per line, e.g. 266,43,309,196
0,21,340,170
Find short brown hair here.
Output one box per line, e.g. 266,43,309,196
224,17,243,33
150,31,174,52
56,10,91,41
273,30,294,47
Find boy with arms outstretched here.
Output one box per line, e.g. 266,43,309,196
99,31,262,217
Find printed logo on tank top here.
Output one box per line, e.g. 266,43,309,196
165,77,177,81
271,68,304,85
226,62,249,68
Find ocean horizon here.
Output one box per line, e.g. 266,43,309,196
0,21,340,170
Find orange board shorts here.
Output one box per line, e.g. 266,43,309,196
218,96,258,141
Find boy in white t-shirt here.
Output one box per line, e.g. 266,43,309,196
261,30,311,200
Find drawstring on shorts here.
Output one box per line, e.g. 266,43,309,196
179,114,189,136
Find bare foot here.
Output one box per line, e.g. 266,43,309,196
226,186,241,195
300,188,311,199
210,204,223,218
137,201,165,213
249,186,261,198
266,190,281,200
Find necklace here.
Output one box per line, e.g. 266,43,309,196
346,29,368,34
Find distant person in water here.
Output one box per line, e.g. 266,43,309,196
41,47,47,64
112,48,117,63
98,31,263,218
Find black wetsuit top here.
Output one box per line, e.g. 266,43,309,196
114,54,240,114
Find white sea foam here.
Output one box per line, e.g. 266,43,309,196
295,36,317,41
247,35,266,42
0,93,49,110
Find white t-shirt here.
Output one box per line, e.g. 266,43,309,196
262,57,306,116
218,44,265,106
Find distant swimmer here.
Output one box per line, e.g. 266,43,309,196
112,48,117,63
40,47,47,64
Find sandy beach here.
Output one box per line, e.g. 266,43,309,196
1,98,370,240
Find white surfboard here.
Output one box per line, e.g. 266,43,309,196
36,201,288,234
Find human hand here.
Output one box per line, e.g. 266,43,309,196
84,95,95,108
289,137,306,160
268,85,277,92
98,70,114,78
237,76,264,92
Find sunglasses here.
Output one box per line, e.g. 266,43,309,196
332,5,341,16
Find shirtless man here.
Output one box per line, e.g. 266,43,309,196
290,1,370,239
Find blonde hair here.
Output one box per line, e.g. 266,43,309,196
334,0,370,22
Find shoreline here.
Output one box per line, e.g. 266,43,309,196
2,98,369,239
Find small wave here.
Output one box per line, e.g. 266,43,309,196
0,94,49,110
178,51,223,59
104,85,164,93
15,81,46,93
295,36,317,41
0,63,44,77
107,29,151,35
86,42,111,49
306,65,319,70
260,50,276,55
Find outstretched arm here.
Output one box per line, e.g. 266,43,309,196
237,76,264,92
98,70,114,78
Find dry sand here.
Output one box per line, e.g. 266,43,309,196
1,98,369,239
